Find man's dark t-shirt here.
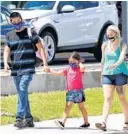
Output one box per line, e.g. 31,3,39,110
6,28,40,76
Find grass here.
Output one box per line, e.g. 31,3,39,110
1,87,128,125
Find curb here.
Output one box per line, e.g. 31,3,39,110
1,69,101,95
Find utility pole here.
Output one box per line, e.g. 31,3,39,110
122,1,128,54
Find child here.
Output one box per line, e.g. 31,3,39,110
49,52,90,128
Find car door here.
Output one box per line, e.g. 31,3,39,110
74,1,102,45
55,1,83,47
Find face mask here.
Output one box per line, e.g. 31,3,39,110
69,62,78,69
13,21,25,30
108,35,118,42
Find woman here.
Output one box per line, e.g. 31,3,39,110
95,25,128,131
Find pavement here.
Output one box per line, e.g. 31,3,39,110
0,114,128,134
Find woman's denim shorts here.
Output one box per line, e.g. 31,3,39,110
102,73,128,86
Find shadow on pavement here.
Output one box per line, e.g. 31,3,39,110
33,126,128,134
34,126,97,130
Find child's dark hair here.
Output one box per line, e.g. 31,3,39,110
69,51,81,61
10,12,22,19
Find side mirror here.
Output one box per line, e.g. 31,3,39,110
61,5,75,13
7,4,16,9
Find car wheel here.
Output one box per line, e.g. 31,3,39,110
94,28,107,61
41,32,56,64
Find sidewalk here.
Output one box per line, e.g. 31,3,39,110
0,114,128,134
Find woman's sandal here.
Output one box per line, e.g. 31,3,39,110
95,122,107,131
123,122,128,130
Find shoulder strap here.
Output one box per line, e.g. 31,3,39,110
27,27,37,52
101,41,108,64
103,42,107,51
27,27,32,39
102,41,108,56
119,39,124,50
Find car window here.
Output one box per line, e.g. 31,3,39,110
23,1,55,10
1,6,12,17
75,1,85,10
105,1,116,5
58,1,99,12
75,1,99,10
0,13,8,25
84,1,99,8
57,1,75,12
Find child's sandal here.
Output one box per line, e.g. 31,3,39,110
95,122,107,131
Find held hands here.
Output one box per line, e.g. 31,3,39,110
43,64,50,72
4,63,10,72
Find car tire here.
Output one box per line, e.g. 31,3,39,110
41,32,56,64
94,46,101,61
94,28,106,61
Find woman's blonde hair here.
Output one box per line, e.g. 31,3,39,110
106,25,121,39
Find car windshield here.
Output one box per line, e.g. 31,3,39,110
23,1,55,10
1,6,12,16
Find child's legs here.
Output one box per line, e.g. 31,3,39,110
62,101,73,125
78,102,88,124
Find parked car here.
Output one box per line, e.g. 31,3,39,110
0,5,13,43
15,1,118,63
1,2,119,64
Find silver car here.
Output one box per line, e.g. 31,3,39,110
12,1,119,63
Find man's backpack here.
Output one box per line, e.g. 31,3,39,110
27,27,44,67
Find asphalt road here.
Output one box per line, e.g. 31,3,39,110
44,52,101,70
0,52,101,70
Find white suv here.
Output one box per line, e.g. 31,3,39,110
16,1,118,63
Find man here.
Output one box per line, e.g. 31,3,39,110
4,12,48,128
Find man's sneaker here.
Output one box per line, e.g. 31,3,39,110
55,120,65,129
80,123,90,128
14,119,24,128
24,120,34,127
